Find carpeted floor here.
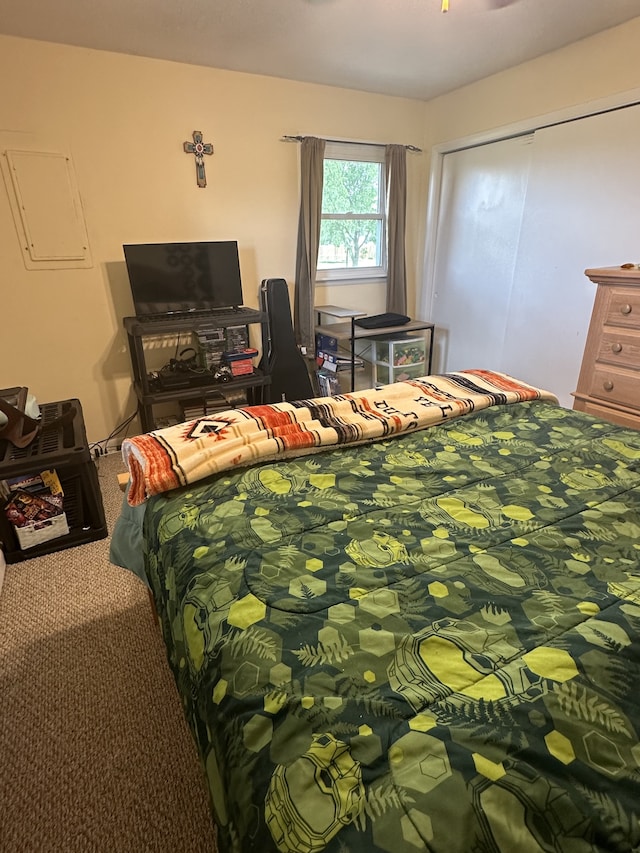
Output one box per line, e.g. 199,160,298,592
0,453,217,852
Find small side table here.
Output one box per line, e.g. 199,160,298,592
315,306,436,392
315,305,367,392
0,398,108,563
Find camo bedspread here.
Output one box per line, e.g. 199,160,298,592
141,400,640,853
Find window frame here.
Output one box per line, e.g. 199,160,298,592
316,141,387,284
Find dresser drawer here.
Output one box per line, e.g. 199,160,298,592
597,331,640,369
605,288,640,330
578,399,640,430
589,367,640,410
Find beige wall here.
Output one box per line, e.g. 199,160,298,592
3,17,640,444
0,35,427,443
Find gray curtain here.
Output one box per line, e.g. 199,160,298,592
294,136,326,351
385,144,407,314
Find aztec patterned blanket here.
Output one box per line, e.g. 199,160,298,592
122,370,557,505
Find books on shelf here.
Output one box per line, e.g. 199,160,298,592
315,332,338,354
317,369,340,396
315,331,363,372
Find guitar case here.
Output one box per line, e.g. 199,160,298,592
259,278,315,403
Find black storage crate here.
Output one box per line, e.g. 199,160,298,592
0,399,108,563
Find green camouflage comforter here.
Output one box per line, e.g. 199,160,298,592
141,400,640,853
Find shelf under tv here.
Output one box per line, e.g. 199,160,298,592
124,311,271,432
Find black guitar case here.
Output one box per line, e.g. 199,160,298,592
259,278,315,403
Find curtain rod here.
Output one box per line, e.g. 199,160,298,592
282,135,422,152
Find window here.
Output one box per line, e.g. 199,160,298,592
317,142,387,282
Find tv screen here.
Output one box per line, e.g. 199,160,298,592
123,241,244,317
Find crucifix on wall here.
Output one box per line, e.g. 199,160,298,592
183,130,214,188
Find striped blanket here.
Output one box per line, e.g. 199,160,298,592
122,370,558,506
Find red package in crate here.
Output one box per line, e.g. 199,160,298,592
230,360,254,377
224,348,258,377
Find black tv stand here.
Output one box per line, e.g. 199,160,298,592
135,305,249,325
124,309,271,432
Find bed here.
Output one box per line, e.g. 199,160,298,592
110,370,640,853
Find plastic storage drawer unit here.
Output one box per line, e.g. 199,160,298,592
372,333,428,385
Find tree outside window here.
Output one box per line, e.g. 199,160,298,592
317,142,387,282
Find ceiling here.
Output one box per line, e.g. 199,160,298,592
1,0,639,101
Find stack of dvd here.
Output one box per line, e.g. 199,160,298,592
179,389,247,421
225,325,249,351
196,326,226,371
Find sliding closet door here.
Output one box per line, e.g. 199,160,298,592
428,102,640,408
429,136,532,374
502,104,640,406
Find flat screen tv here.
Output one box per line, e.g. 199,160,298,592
123,240,244,317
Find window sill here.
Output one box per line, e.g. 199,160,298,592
316,275,387,287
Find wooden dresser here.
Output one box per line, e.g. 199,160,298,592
573,266,640,429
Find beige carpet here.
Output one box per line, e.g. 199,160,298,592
0,453,217,852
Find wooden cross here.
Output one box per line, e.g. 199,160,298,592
183,130,214,188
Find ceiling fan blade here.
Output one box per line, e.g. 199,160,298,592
486,0,520,8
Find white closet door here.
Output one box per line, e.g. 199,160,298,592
427,102,640,408
430,135,532,375
502,104,640,407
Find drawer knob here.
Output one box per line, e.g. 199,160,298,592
620,304,632,315
603,379,614,392
611,342,623,353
